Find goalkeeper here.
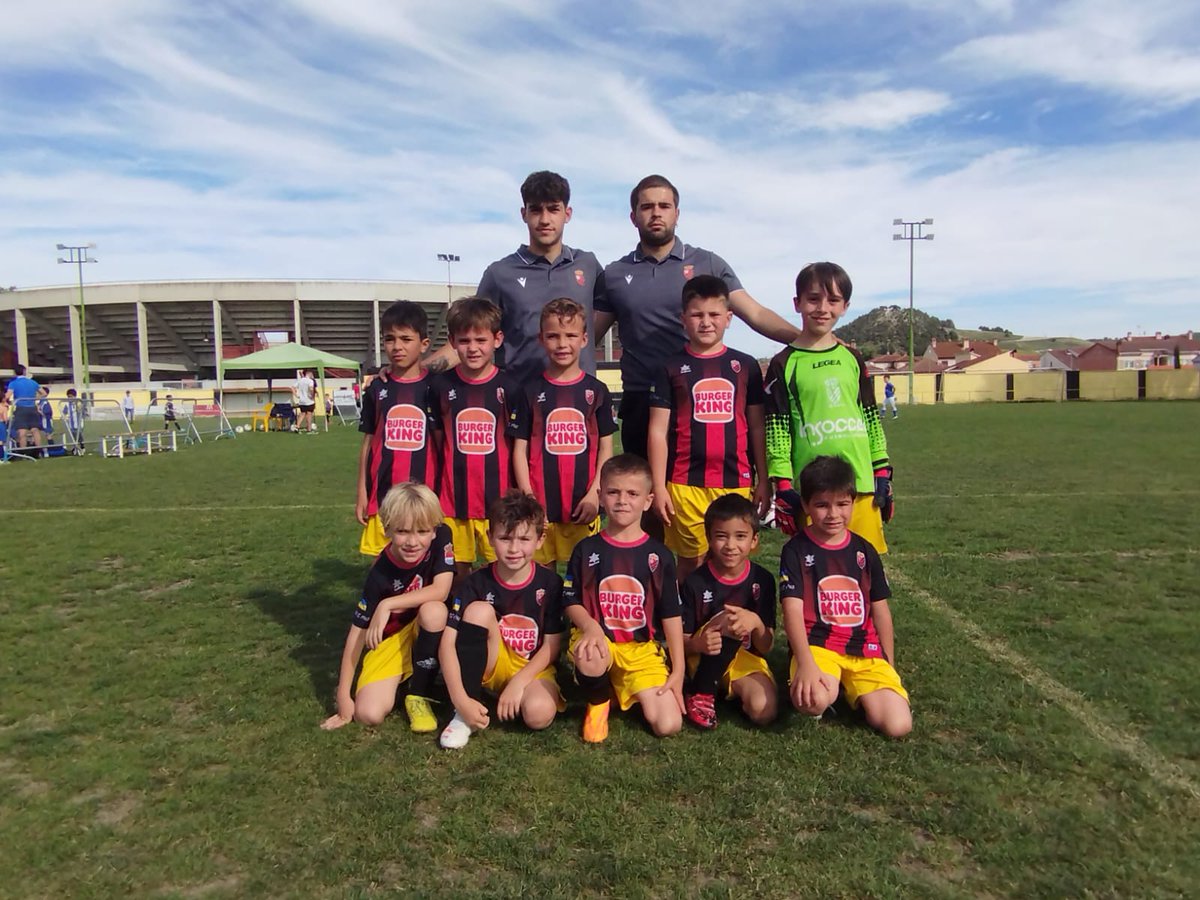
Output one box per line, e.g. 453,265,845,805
763,262,893,553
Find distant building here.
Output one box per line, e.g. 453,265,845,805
1037,331,1199,371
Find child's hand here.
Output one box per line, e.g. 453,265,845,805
571,491,599,525
460,698,490,731
496,680,527,722
652,488,675,527
365,609,390,650
573,624,610,666
659,669,685,712
320,713,351,730
724,607,763,640
752,480,772,520
320,695,355,730
354,494,369,527
791,665,829,712
693,626,723,655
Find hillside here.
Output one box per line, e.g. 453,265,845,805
834,305,958,358
958,328,1090,352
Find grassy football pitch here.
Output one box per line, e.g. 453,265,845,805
2,402,1198,898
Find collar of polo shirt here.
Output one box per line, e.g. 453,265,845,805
516,244,576,266
632,238,687,264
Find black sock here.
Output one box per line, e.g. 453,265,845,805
454,622,488,703
689,637,742,695
407,627,443,697
576,670,612,705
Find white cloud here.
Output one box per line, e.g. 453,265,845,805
678,88,952,133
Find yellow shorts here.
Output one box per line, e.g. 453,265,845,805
482,642,566,712
355,618,418,692
664,483,753,559
686,647,775,698
445,517,495,565
806,495,886,554
359,514,388,557
791,645,908,709
569,629,669,711
536,519,600,565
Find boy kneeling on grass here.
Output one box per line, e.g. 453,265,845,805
438,491,566,749
321,483,454,734
562,454,686,743
780,456,912,739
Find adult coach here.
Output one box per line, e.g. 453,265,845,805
5,364,44,452
425,171,604,383
593,174,801,460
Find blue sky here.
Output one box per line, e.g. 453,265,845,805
2,0,1198,355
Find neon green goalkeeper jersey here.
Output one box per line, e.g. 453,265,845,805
763,343,889,494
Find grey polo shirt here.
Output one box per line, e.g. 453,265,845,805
598,239,744,392
476,244,605,385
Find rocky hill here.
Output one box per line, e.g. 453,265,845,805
834,305,958,358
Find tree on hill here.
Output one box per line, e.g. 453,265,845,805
834,305,958,358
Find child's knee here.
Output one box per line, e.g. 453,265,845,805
353,706,387,727
646,701,682,737
418,600,448,628
522,698,557,731
743,688,778,725
871,708,912,739
460,601,496,627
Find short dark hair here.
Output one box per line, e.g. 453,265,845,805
446,296,502,337
66,388,78,397
539,297,587,333
600,453,652,486
795,262,853,303
704,493,759,536
14,364,25,376
380,300,429,339
630,174,679,211
682,275,730,311
521,171,570,207
488,490,546,538
799,455,857,502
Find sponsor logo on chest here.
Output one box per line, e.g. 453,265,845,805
455,407,496,455
384,404,427,451
499,613,540,659
692,377,735,423
598,574,647,637
817,574,866,627
544,407,587,455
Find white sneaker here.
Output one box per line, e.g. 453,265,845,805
439,712,473,749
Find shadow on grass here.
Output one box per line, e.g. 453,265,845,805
249,556,364,710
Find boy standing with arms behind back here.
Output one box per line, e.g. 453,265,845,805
647,275,770,582
511,298,617,567
764,262,893,554
356,301,437,557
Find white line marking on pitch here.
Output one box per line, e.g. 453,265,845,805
890,569,1200,803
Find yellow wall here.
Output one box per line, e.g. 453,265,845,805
876,373,938,404
596,368,624,397
1080,371,1138,401
1013,372,1065,401
958,353,1030,374
1146,370,1200,400
942,372,1007,403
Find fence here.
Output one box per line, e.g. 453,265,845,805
879,369,1200,404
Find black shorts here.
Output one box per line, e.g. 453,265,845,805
12,407,40,431
297,403,316,413
617,391,651,461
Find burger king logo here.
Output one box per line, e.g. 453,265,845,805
499,613,540,659
406,575,424,592
598,574,647,640
692,377,735,424
455,408,496,455
544,407,587,455
817,574,866,627
384,404,427,451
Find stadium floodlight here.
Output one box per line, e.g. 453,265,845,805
56,243,99,394
891,220,935,406
436,252,460,303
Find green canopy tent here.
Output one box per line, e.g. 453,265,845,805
218,342,362,432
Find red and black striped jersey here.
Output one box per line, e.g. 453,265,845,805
352,523,455,637
429,367,524,520
358,370,437,516
510,373,617,523
679,561,777,657
562,532,681,643
649,346,764,488
779,528,891,659
446,563,564,659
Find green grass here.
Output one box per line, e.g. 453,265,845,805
2,403,1198,898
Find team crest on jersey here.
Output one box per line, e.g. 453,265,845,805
598,574,647,639
456,408,496,454
499,614,539,658
585,389,594,405
647,553,659,573
692,377,735,424
751,582,761,600
545,407,587,456
574,269,585,286
384,404,427,451
683,264,694,280
856,551,866,570
817,574,866,627
824,377,843,406
496,387,505,404
444,543,454,565
535,588,545,606
730,359,741,374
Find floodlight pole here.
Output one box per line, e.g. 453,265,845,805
892,220,934,405
57,242,98,394
436,253,460,304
